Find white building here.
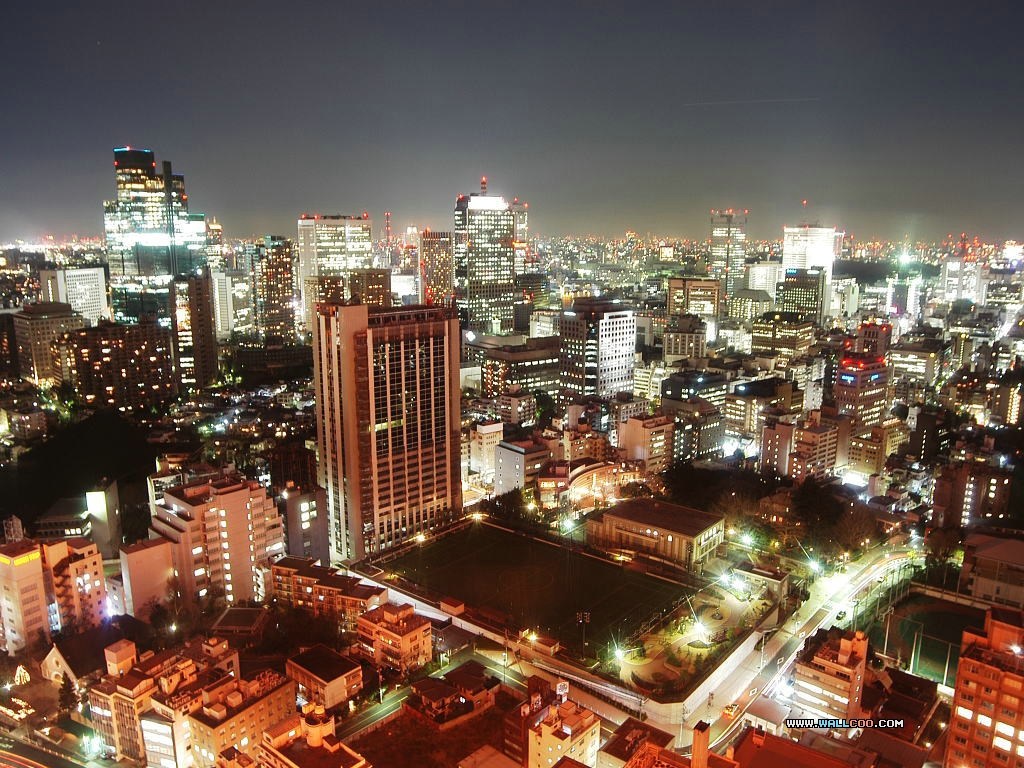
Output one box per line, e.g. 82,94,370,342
782,225,843,316
39,267,110,326
561,298,636,399
0,540,49,655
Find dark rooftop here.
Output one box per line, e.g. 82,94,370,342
596,498,724,538
287,644,360,684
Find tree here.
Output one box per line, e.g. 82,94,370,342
833,507,879,552
925,526,961,566
58,675,77,715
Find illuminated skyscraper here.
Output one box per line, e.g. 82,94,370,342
313,304,462,562
560,297,636,398
103,147,208,278
776,267,828,325
511,197,530,276
420,230,454,306
751,311,815,369
171,270,218,388
782,224,843,316
252,236,297,343
710,210,748,297
297,214,374,329
833,353,889,430
454,178,517,334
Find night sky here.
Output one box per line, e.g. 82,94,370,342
2,1,1022,242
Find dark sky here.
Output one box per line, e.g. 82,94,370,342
2,1,1022,242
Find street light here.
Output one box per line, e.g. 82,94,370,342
741,533,753,546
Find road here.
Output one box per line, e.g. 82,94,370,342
0,733,87,768
668,542,919,750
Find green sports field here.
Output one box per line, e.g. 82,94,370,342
384,523,686,654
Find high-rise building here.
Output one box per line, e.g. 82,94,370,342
751,311,815,369
39,267,110,326
511,197,531,276
209,269,234,341
710,209,748,296
666,277,721,318
14,302,84,385
832,353,889,430
40,538,106,634
454,179,517,334
793,628,869,721
52,320,177,410
347,268,391,307
662,314,707,364
252,236,297,343
420,230,454,306
313,304,462,562
296,213,374,306
777,267,828,325
171,270,218,388
560,297,636,399
150,472,285,604
945,608,1024,768
782,224,843,317
103,147,208,278
856,320,893,356
745,261,785,301
0,540,48,655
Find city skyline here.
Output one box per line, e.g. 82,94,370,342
2,2,1023,243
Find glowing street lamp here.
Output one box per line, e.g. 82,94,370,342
741,533,753,546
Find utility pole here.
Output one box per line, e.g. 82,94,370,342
577,611,591,652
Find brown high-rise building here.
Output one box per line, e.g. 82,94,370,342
252,235,297,343
171,269,218,388
313,304,462,562
420,229,454,306
52,320,177,410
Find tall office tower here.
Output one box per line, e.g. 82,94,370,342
511,197,530,276
886,274,924,317
560,297,636,398
347,268,392,307
52,320,177,410
945,608,1024,768
833,352,889,430
710,209,748,296
206,218,226,269
857,320,893,356
777,267,828,325
103,147,208,277
313,304,462,562
150,472,285,603
171,270,218,388
252,236,297,343
454,179,517,334
782,224,843,316
666,276,720,340
420,230,454,306
39,267,110,326
296,213,373,307
942,234,983,304
13,302,84,385
830,276,861,318
209,270,234,341
750,311,815,369
0,540,48,655
745,261,785,301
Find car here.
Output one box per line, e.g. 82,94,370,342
722,703,739,718
836,610,847,620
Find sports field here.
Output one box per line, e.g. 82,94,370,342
385,523,686,654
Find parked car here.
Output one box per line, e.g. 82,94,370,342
722,703,739,718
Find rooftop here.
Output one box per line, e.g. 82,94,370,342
595,498,724,538
287,645,360,684
600,716,674,761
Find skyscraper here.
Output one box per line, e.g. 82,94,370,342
313,304,462,562
454,178,517,334
560,297,636,399
297,214,374,331
420,230,454,306
776,267,828,325
832,353,889,430
511,197,530,276
103,147,207,278
710,209,748,297
252,236,297,343
782,224,843,317
171,270,218,388
39,267,110,326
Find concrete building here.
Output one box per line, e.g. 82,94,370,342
497,386,538,426
0,539,48,655
663,315,707,364
13,302,83,385
313,303,462,562
833,353,890,430
150,472,285,604
727,289,773,322
356,602,432,673
666,277,721,321
561,298,636,399
255,706,370,768
281,485,330,566
847,419,910,478
119,538,174,621
793,627,869,721
472,335,563,399
40,267,110,326
189,670,296,768
946,608,1024,768
933,460,1014,527
618,415,674,474
270,557,386,630
286,644,363,710
723,378,801,455
52,320,178,411
960,533,1024,609
788,411,842,484
528,700,601,768
586,499,724,572
470,421,505,485
40,538,106,634
750,312,814,369
494,440,552,497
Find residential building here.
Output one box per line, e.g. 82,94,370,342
0,539,48,655
14,302,83,384
454,180,518,334
494,440,552,497
119,538,174,621
281,485,330,566
663,315,706,364
252,236,297,343
255,707,370,768
933,461,1014,527
40,267,110,326
313,304,462,562
497,386,538,426
586,499,724,573
723,378,801,455
663,397,725,461
189,670,296,768
269,556,386,630
793,628,869,721
286,644,363,710
788,411,841,483
470,421,505,485
847,419,910,478
171,270,218,388
561,298,636,399
945,607,1024,768
52,320,178,410
150,472,285,604
527,699,601,768
856,320,892,357
959,533,1024,609
356,602,433,673
40,538,106,634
